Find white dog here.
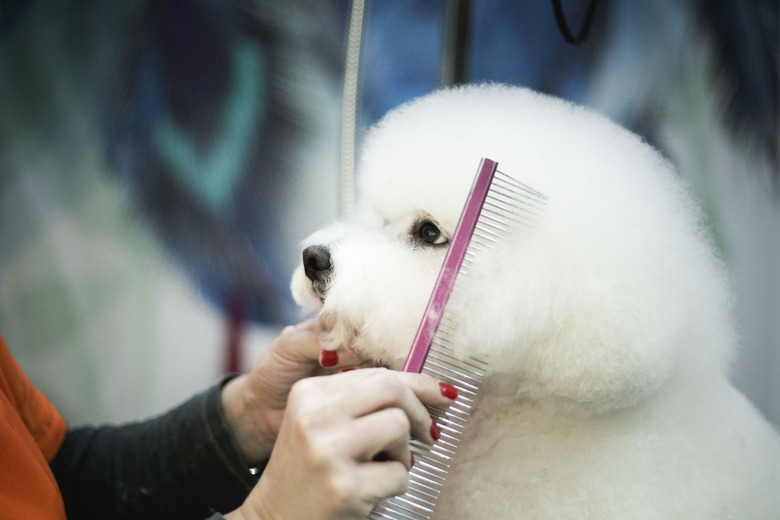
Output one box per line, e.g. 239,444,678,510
291,84,780,519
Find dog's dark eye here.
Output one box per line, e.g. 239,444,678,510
414,220,448,247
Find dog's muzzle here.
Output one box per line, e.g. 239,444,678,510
302,245,333,299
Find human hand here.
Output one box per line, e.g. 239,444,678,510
221,318,364,465
224,368,458,520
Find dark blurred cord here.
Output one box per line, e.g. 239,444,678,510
552,0,602,45
442,0,472,86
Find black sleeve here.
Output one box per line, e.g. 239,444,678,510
50,378,265,520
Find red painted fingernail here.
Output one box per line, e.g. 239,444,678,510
410,453,415,468
439,382,459,400
320,350,339,367
430,421,441,442
338,367,355,373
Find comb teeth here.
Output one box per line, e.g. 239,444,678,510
367,348,488,520
368,159,546,519
468,170,547,253
458,169,546,285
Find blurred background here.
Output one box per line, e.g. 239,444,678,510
0,0,777,429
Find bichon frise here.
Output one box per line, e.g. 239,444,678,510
291,84,780,519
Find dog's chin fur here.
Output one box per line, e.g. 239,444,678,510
291,84,780,518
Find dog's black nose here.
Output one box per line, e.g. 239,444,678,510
302,245,332,283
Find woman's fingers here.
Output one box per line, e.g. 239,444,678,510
318,346,365,369
353,461,411,507
323,369,457,443
349,408,412,469
274,318,326,363
233,368,459,520
279,317,362,369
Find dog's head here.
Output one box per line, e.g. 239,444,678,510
291,84,735,414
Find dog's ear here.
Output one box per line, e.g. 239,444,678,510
445,155,734,417
451,228,733,416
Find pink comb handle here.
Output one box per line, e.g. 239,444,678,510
402,158,498,373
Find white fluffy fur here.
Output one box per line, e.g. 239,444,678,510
291,84,780,518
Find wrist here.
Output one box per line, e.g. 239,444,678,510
220,374,276,465
224,480,279,520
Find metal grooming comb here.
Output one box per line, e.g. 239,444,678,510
367,158,547,519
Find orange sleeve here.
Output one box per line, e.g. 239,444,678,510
0,335,68,519
0,335,67,460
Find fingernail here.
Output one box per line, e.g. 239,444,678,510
320,350,339,367
439,382,459,400
338,367,355,373
410,453,415,468
430,421,441,442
